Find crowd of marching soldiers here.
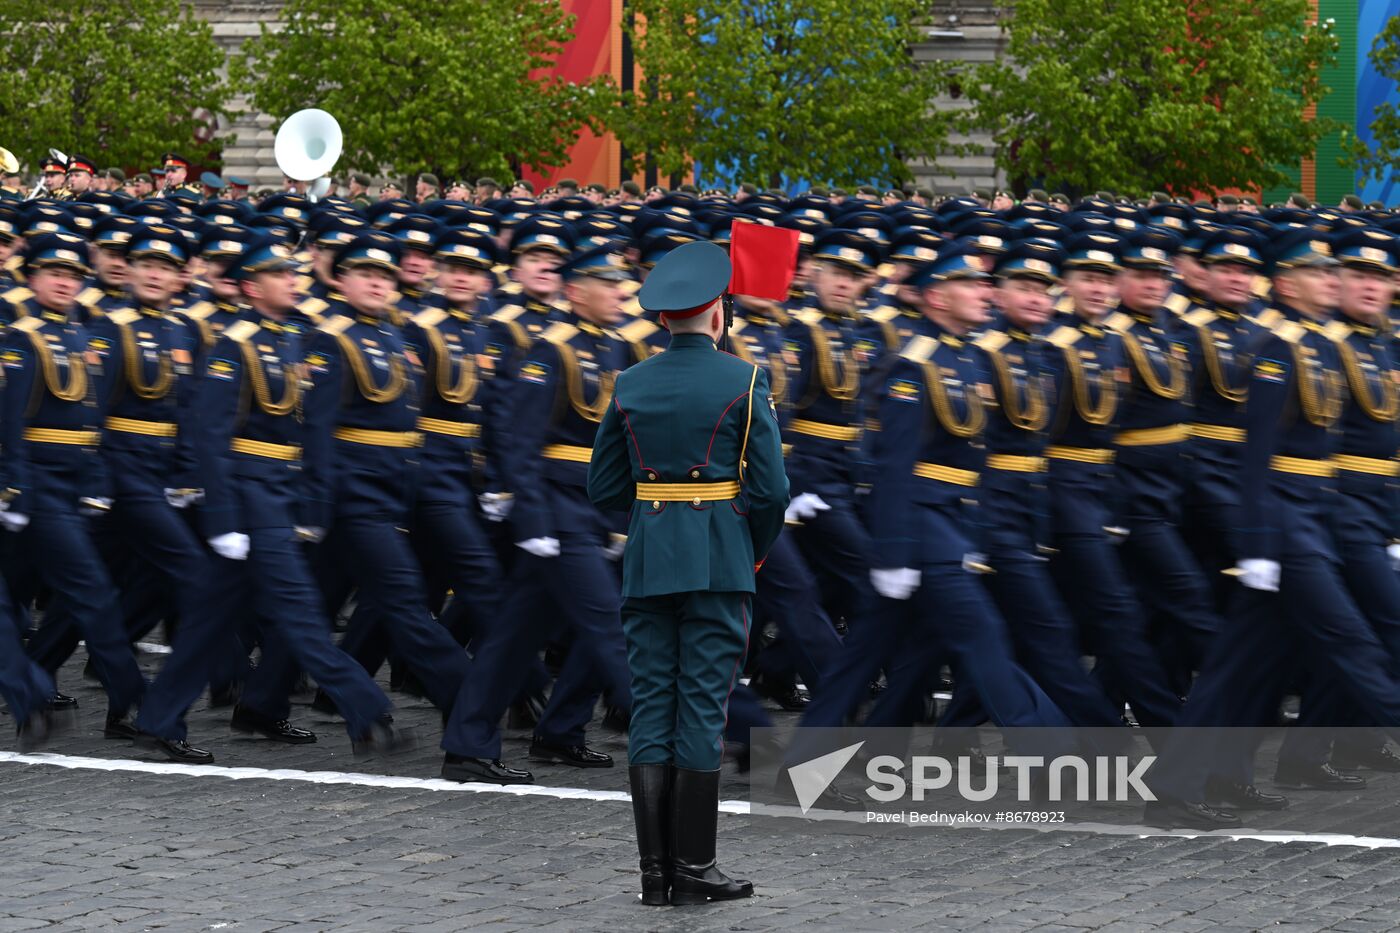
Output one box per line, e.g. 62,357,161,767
2,150,1400,830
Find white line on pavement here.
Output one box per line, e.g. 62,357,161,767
5,751,1398,849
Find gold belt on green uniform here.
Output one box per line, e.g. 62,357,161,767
635,481,742,506
333,427,423,448
105,416,177,437
231,438,301,461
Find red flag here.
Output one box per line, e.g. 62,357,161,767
728,220,799,301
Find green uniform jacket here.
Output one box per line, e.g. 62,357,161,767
588,332,790,598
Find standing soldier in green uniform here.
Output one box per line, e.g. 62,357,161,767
588,240,789,906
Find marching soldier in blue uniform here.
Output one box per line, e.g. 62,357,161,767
0,233,147,735
1042,231,1183,730
132,238,407,762
240,233,469,731
441,243,639,785
1106,228,1222,685
588,239,787,906
1149,229,1400,828
967,238,1129,732
854,243,1070,739
82,215,139,317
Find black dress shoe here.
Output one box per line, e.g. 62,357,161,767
441,754,534,785
1143,798,1242,829
351,717,416,758
1274,762,1366,790
104,714,139,740
1332,745,1400,773
49,693,79,711
230,706,316,744
602,704,630,734
529,738,613,768
134,732,215,764
1205,776,1289,810
751,675,810,711
17,709,52,752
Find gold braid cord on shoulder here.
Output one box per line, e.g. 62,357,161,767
25,329,87,403
985,347,1047,431
730,335,787,404
117,320,174,400
238,341,300,416
1292,343,1344,428
1337,339,1399,422
1061,345,1117,426
918,359,985,438
1121,330,1186,400
424,324,477,405
1195,322,1248,403
332,333,405,403
807,321,858,402
551,339,614,424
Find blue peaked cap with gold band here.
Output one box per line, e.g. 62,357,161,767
1197,226,1265,267
637,239,731,319
125,225,189,266
332,232,399,276
811,229,879,273
557,242,633,282
25,232,91,275
1268,227,1337,275
904,239,988,290
434,227,500,269
1334,227,1400,273
231,236,299,281
994,237,1063,282
1063,230,1124,274
1120,228,1181,271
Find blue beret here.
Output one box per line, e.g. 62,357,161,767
637,239,731,316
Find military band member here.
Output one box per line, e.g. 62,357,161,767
589,240,786,905
1,234,147,735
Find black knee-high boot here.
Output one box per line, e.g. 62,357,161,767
628,764,671,905
669,766,753,905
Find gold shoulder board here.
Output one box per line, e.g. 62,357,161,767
492,305,524,323
869,306,899,323
107,308,140,326
77,286,103,306
298,297,329,318
319,315,355,336
617,319,658,342
11,316,43,333
1164,293,1191,316
1273,320,1305,345
224,320,260,344
542,322,579,345
621,297,643,317
1046,325,1082,349
1102,311,1133,333
1251,308,1283,330
181,301,215,321
500,281,523,295
974,330,1011,354
414,307,447,329
1323,320,1351,343
1182,308,1216,328
899,334,938,364
3,286,32,305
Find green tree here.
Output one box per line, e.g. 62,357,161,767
1347,15,1400,183
613,0,955,190
0,0,229,173
964,0,1338,196
236,0,610,183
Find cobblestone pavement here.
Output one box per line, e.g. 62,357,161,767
3,652,1400,931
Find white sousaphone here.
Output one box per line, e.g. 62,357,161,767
274,108,342,203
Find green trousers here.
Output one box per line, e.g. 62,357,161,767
622,590,751,769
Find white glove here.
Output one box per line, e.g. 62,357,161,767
78,496,111,516
165,488,204,509
1388,543,1400,572
784,492,832,523
516,536,560,558
602,533,627,561
870,567,920,600
1235,558,1281,592
479,492,514,523
294,526,326,543
209,532,250,561
0,511,29,531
